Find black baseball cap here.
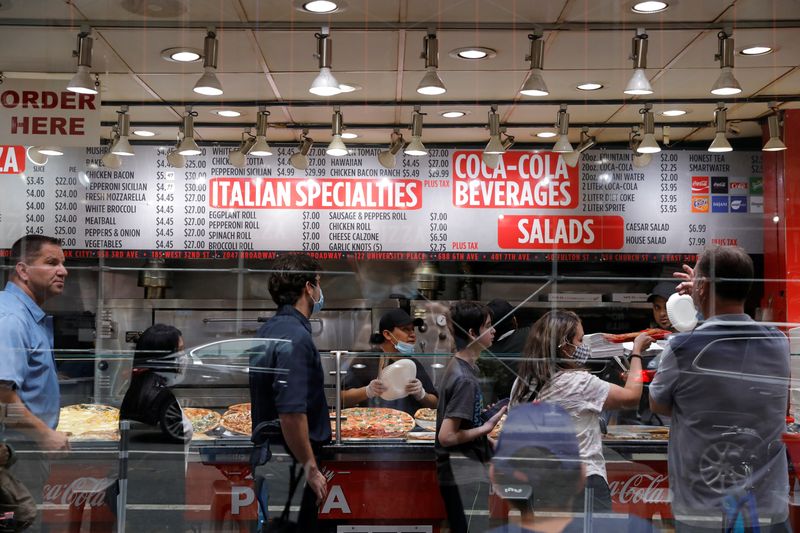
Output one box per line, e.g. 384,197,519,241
379,309,423,333
647,280,679,303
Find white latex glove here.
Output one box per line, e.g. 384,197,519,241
406,379,426,401
366,379,386,399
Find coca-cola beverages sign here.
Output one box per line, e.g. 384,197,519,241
43,477,114,508
608,473,670,505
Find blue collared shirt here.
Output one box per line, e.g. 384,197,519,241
0,282,59,429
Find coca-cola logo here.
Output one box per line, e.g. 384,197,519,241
43,477,114,508
608,474,670,505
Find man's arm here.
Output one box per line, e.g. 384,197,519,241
279,413,327,504
0,384,68,450
648,348,679,417
437,407,506,448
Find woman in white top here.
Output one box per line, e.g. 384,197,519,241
509,310,652,512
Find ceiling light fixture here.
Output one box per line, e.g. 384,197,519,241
629,126,653,168
450,47,496,60
660,109,687,117
519,31,549,97
248,107,273,157
193,28,223,96
110,106,135,156
212,109,241,118
711,31,742,96
26,147,49,166
417,33,446,95
708,103,733,152
178,106,202,156
441,111,466,118
101,129,122,169
404,106,428,156
310,28,342,96
162,48,202,63
302,0,339,13
36,147,64,156
378,130,405,169
740,45,773,56
484,105,506,155
577,82,604,91
763,102,787,152
483,129,515,169
563,127,597,167
67,27,99,95
327,106,348,156
631,1,668,13
290,130,315,170
132,129,156,137
552,105,573,153
637,103,661,154
228,130,256,168
625,29,653,95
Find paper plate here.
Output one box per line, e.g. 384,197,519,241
666,293,698,332
380,359,416,401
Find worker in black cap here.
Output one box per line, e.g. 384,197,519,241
479,299,531,403
341,309,438,415
648,280,679,332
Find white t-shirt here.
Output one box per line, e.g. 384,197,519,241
537,370,611,480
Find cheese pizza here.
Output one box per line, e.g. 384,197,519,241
57,404,120,438
221,407,251,435
414,408,436,422
334,407,414,439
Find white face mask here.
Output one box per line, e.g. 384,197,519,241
389,333,415,354
563,342,592,364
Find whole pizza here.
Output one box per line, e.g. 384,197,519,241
57,404,120,438
221,406,251,435
183,408,222,434
334,407,414,439
414,408,436,422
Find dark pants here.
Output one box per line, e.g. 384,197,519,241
437,457,489,533
573,474,612,514
295,477,320,532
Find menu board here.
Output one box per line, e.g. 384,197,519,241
0,145,764,262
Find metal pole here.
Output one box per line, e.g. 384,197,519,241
117,419,129,533
333,350,347,446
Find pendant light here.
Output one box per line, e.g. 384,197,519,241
624,30,653,96
228,130,256,168
193,29,223,96
404,106,428,156
290,130,315,170
763,103,787,152
708,103,733,153
327,107,348,156
67,27,99,95
629,126,653,168
248,107,272,157
519,31,549,96
552,105,573,153
110,106,134,156
484,105,506,155
378,130,405,169
178,107,202,156
482,130,515,170
563,127,596,167
310,29,342,96
417,33,446,95
637,103,661,154
711,31,742,96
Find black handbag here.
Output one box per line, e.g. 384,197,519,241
253,461,301,533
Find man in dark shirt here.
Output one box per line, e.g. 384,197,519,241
436,301,506,533
249,253,330,530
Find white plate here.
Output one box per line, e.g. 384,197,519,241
622,341,664,353
380,358,416,401
666,293,698,332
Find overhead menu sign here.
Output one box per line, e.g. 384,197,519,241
0,79,101,146
0,145,763,262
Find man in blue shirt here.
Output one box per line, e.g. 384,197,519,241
0,235,69,449
249,253,330,530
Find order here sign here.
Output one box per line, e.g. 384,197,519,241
0,78,101,146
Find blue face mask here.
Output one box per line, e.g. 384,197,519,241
311,284,324,314
390,333,415,355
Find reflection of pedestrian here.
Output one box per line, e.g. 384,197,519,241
342,309,437,415
509,310,652,513
250,254,331,530
650,246,790,531
487,402,653,533
480,299,531,402
0,443,37,531
0,235,70,529
436,301,505,533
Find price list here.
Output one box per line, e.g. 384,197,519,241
0,146,765,260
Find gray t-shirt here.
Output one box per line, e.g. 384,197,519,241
537,370,611,480
649,314,790,526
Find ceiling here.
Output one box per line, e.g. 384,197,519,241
1,0,798,148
